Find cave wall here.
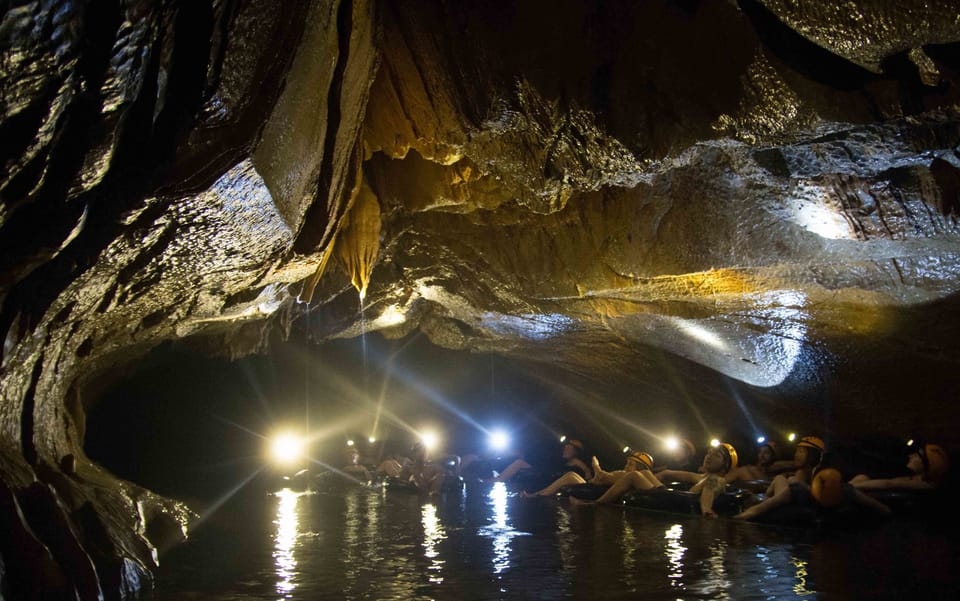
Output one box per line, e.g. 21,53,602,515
3,0,960,597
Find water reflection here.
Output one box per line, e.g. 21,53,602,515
704,540,731,599
479,482,530,575
664,523,686,589
421,503,445,584
489,482,510,573
273,489,302,598
620,520,638,593
160,486,959,601
792,555,816,597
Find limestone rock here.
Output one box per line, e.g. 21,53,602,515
3,0,960,597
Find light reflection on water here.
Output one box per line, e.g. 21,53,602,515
664,523,686,589
479,482,530,575
272,489,301,598
792,555,816,597
421,503,445,584
156,485,959,601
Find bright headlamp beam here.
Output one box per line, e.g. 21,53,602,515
664,436,679,451
270,434,305,465
420,431,439,450
489,430,510,452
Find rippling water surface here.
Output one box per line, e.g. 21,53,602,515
151,482,958,600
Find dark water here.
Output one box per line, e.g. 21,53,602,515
151,482,958,600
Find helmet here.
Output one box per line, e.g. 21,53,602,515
920,444,950,481
718,443,738,471
797,436,825,452
811,467,845,507
628,451,654,469
564,438,584,451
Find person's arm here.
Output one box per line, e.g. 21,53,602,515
725,467,744,483
658,469,700,484
693,475,725,518
767,460,798,474
851,476,932,491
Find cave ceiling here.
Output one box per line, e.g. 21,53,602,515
4,0,960,475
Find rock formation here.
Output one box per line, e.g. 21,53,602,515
3,0,960,597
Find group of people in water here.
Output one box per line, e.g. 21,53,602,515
337,431,952,522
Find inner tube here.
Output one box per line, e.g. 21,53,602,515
623,488,746,515
863,488,940,517
384,477,419,493
735,480,771,494
557,483,610,500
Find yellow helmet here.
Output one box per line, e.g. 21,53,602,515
811,467,845,507
719,443,738,471
797,436,825,452
921,444,950,481
628,451,654,469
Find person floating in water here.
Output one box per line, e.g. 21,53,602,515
520,438,594,497
734,464,892,521
572,443,738,518
850,441,950,490
589,450,655,486
725,440,780,485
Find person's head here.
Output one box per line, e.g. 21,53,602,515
624,451,654,472
757,441,778,467
562,439,585,460
701,444,736,474
794,436,824,468
909,442,950,482
702,443,737,475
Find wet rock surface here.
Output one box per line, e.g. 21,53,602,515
3,0,960,597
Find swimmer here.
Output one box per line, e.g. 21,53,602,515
573,443,738,518
521,438,594,497
850,442,950,490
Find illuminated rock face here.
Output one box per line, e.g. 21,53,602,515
2,0,960,596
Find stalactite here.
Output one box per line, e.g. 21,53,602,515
335,178,381,303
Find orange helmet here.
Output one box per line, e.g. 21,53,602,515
718,443,738,471
628,451,654,469
797,436,825,452
811,467,845,507
920,444,950,481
